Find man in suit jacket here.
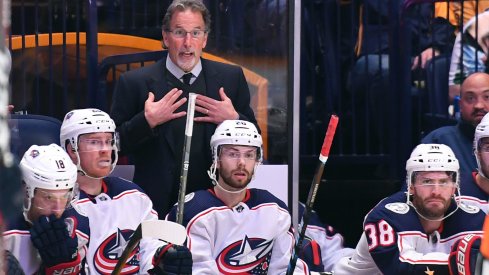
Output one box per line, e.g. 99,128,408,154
110,0,257,216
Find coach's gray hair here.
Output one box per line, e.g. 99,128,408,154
162,0,211,33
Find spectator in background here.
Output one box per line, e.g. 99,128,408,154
422,72,489,187
435,1,489,33
349,0,454,151
448,10,489,102
110,0,257,216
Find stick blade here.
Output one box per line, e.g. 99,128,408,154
141,220,187,245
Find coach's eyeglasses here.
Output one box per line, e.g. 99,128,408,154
166,28,207,39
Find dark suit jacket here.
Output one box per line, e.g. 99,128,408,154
110,52,257,216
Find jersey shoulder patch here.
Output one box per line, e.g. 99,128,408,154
459,201,480,214
184,192,195,203
385,202,410,214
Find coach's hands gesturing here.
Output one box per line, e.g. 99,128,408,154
144,89,187,128
194,88,239,124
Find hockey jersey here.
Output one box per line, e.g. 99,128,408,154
166,188,310,274
333,191,485,275
67,176,163,274
457,172,489,213
3,213,89,275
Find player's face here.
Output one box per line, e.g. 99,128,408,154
77,132,114,178
217,145,257,191
28,187,72,221
162,9,208,72
478,138,489,176
410,171,456,220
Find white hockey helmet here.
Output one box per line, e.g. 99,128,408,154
210,120,263,161
405,144,460,221
20,144,78,219
60,108,118,177
208,120,262,186
474,113,489,178
406,144,460,188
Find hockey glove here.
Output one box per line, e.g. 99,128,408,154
148,244,192,275
448,234,482,275
299,237,325,272
30,214,81,274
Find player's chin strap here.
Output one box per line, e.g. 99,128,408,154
207,163,246,194
476,153,489,181
407,193,460,222
207,161,259,195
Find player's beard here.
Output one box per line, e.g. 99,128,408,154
412,195,451,220
219,167,254,191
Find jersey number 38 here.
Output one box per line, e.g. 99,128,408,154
365,220,396,250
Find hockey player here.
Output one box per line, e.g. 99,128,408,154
333,144,486,274
457,112,489,213
60,108,192,274
3,144,84,275
166,120,310,274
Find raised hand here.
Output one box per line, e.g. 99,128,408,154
194,88,239,124
144,89,187,128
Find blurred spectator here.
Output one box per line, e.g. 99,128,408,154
422,72,489,191
435,1,489,33
449,10,489,102
349,0,454,150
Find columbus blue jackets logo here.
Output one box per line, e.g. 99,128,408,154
29,149,39,158
93,228,140,274
216,235,273,274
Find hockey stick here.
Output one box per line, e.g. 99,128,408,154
286,114,339,275
111,220,187,275
176,93,197,225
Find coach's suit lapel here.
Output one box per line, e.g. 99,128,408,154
146,59,178,157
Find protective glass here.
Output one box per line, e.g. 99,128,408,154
167,28,207,39
413,178,456,189
479,141,489,153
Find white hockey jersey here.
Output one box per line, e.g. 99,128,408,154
3,213,89,275
67,176,164,274
166,188,310,275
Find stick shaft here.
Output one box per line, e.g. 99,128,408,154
176,93,197,225
112,226,142,275
286,115,338,275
